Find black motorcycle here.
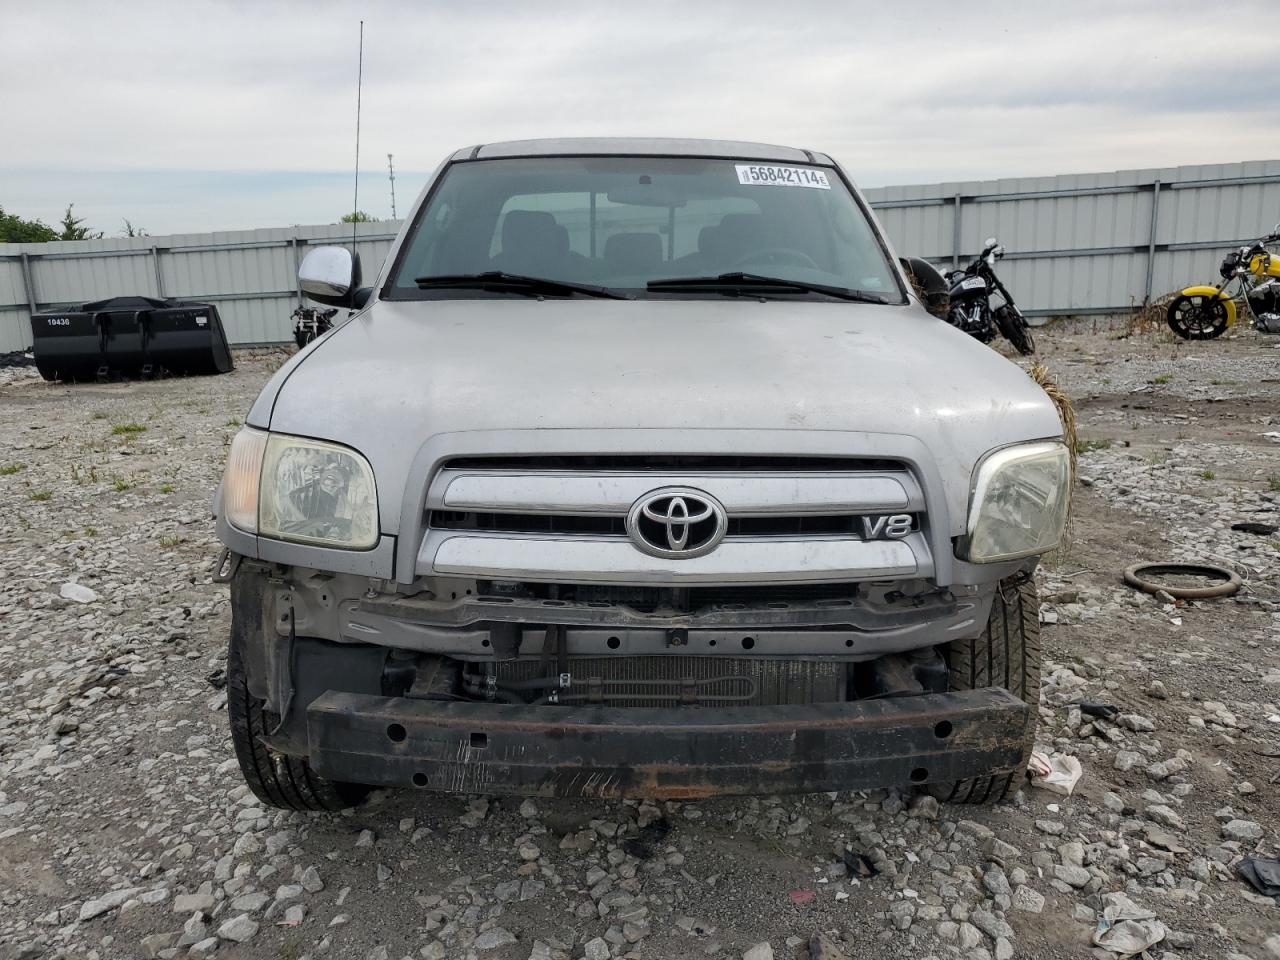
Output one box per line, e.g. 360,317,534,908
292,305,338,349
945,238,1035,355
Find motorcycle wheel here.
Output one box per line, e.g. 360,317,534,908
995,305,1036,355
1166,295,1228,340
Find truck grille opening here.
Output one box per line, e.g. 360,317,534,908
492,656,846,707
476,581,860,613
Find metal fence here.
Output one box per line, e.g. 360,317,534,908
0,222,399,353
863,158,1280,318
3,158,1279,353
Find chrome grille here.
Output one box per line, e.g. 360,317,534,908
417,456,931,584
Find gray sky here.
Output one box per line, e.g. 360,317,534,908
4,0,1279,237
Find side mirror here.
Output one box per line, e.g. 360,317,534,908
299,246,363,307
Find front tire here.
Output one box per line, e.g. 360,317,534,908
995,305,1036,355
1167,294,1228,340
227,624,369,812
929,576,1040,805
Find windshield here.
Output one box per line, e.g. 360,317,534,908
386,156,904,301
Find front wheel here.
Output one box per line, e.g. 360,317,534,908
929,576,1040,805
995,305,1036,355
227,606,370,812
1167,294,1228,340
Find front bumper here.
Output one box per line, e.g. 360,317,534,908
305,687,1030,799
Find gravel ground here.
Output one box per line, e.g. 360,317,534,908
1,328,1278,960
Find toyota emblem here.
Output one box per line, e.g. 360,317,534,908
625,487,728,559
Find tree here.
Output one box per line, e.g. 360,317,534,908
340,210,375,223
59,204,103,241
0,206,57,243
120,219,148,238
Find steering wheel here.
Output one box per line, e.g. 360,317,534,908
733,248,821,270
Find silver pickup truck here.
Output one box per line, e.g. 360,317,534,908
213,138,1069,810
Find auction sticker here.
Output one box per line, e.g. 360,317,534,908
735,164,830,189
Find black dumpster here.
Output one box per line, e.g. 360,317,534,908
30,296,234,382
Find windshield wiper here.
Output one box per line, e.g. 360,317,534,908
414,271,629,300
646,272,888,303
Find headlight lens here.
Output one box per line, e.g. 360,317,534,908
963,442,1070,562
222,428,379,550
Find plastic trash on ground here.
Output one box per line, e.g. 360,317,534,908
1028,750,1083,796
1092,892,1167,958
1237,856,1280,898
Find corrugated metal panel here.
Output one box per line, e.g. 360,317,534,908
3,157,1280,353
0,221,403,351
864,158,1280,316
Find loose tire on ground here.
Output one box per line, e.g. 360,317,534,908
930,575,1041,805
227,622,369,812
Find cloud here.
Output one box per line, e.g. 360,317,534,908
3,0,1277,234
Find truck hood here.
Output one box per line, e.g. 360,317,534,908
254,298,1063,533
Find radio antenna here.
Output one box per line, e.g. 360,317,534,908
387,152,396,219
351,20,364,256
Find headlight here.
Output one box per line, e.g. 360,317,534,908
962,442,1070,563
222,428,379,550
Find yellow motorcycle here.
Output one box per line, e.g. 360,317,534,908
1167,228,1280,339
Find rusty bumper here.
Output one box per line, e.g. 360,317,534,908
305,687,1030,800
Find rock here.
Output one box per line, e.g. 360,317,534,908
283,904,306,924
1236,781,1257,795
1263,934,1280,960
742,944,774,960
179,914,210,947
583,938,611,960
59,582,99,603
216,915,259,943
808,933,848,960
354,829,375,848
301,866,324,892
995,937,1014,960
1147,805,1186,830
1053,864,1091,888
969,908,1014,941
909,794,940,819
420,943,447,960
1118,713,1155,732
79,887,142,921
230,892,270,912
518,842,541,861
475,928,517,950
889,900,915,930
1011,886,1045,913
1114,750,1142,772
172,893,216,914
958,922,983,950
141,932,178,958
984,838,1022,865
983,868,1011,897
957,820,995,841
189,937,219,957
1035,819,1066,836
1222,820,1264,842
